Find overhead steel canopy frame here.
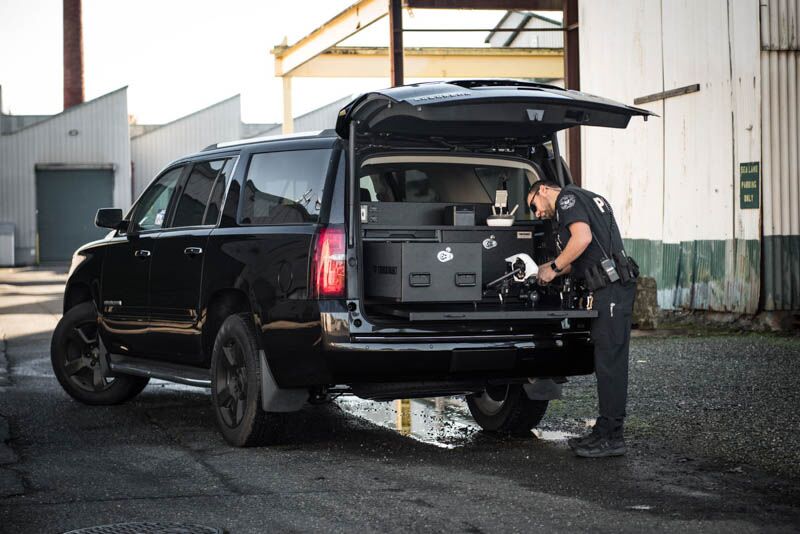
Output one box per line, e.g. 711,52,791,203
271,0,575,173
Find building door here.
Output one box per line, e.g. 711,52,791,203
35,168,114,262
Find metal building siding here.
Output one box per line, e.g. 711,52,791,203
255,95,354,138
580,0,762,313
0,88,130,265
295,95,353,132
760,0,800,310
130,96,242,197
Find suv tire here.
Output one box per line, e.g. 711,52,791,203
211,313,284,447
466,384,548,436
51,302,150,405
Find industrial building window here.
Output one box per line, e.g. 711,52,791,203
171,159,226,228
240,149,332,225
130,166,184,232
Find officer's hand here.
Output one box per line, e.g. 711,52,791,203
538,263,557,285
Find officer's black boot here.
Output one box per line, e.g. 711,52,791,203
567,426,601,450
573,417,626,458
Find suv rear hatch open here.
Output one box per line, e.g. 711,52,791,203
337,80,653,327
336,79,654,143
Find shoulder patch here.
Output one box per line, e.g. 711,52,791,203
558,194,576,210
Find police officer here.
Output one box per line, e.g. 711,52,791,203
527,179,638,458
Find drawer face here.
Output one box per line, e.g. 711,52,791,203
365,242,482,302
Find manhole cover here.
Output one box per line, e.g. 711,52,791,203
64,523,224,534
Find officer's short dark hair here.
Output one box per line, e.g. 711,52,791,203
528,179,561,197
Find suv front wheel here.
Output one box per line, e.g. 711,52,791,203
211,313,284,447
51,302,150,405
466,384,549,436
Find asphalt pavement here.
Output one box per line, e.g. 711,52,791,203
0,267,798,533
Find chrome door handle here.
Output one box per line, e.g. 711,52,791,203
134,249,151,258
184,247,203,256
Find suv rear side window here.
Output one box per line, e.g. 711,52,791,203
203,159,235,226
240,149,332,225
171,159,226,228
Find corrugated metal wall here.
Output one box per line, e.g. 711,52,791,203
130,95,242,197
580,0,762,313
0,115,50,135
0,88,130,265
760,0,800,310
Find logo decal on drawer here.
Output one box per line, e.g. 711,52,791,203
437,247,454,262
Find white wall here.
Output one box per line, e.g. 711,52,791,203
0,88,130,265
579,0,762,312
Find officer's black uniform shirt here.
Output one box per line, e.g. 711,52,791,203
555,185,624,281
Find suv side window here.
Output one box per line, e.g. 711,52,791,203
240,149,332,225
129,166,184,232
171,159,226,228
203,158,235,226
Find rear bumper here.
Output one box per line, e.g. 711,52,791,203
266,302,595,387
324,333,594,384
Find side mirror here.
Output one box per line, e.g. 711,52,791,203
95,208,126,230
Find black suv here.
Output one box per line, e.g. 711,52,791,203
52,80,650,446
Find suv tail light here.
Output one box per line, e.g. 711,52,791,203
311,225,346,298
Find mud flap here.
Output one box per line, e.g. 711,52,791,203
523,378,562,400
259,350,307,412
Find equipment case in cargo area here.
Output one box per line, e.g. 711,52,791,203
364,242,482,302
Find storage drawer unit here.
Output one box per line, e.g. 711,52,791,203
364,242,482,302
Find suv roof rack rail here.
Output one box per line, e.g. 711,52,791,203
202,129,337,151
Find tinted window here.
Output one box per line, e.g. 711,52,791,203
203,158,235,226
241,149,332,225
171,160,225,228
130,166,184,232
359,162,538,220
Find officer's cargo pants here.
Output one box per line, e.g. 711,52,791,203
589,280,637,437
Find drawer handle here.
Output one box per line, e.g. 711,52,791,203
409,272,430,287
455,272,477,287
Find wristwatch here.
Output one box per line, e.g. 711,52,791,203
550,261,563,273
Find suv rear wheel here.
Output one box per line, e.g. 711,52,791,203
466,384,548,436
51,302,149,405
211,313,284,447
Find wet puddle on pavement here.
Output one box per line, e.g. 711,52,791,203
337,396,577,448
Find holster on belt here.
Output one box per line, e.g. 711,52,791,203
612,252,640,284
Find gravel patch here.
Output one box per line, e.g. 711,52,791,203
541,333,800,479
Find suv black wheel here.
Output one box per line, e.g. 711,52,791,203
51,302,149,405
211,313,283,447
466,384,549,436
